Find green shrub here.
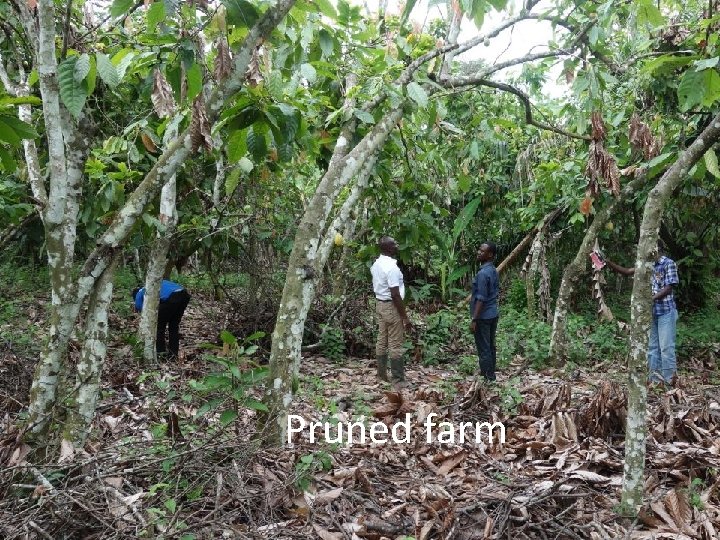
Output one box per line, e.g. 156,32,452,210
497,307,551,367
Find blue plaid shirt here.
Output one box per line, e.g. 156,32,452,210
652,256,678,316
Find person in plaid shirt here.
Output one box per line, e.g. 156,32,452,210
604,244,680,385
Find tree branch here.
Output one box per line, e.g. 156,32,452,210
450,77,592,141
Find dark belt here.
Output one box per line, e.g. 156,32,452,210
376,298,392,302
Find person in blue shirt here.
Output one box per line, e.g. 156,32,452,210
132,280,191,359
469,242,500,381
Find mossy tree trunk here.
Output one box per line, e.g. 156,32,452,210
620,113,720,513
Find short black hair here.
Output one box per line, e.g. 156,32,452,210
483,241,497,256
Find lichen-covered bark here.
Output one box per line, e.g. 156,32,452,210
140,123,180,362
140,175,178,362
62,257,117,447
549,171,649,363
621,113,720,513
264,108,401,445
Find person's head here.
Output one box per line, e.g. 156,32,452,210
379,236,399,257
131,286,142,301
477,241,497,263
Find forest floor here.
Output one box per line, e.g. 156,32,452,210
1,290,719,539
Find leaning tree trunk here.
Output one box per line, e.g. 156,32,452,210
62,256,118,448
263,117,393,444
620,113,720,513
139,122,180,362
549,170,649,363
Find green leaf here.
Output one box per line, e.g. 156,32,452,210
238,156,254,173
678,69,720,111
220,330,237,346
112,49,136,82
0,146,16,172
147,1,166,32
300,63,317,84
74,53,91,82
243,399,269,412
58,57,87,119
222,0,259,27
0,118,21,146
704,149,720,179
406,82,428,108
164,498,177,513
225,168,241,197
266,71,284,100
0,96,42,106
227,129,247,162
86,55,97,94
636,0,664,27
469,140,479,160
96,53,120,88
186,62,203,102
219,410,238,425
314,0,337,18
110,0,134,18
0,115,38,140
452,196,482,241
318,29,334,58
694,57,720,71
458,173,471,193
247,123,268,161
642,54,695,76
448,265,471,285
353,109,375,124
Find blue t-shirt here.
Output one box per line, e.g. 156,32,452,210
470,262,499,320
135,280,185,311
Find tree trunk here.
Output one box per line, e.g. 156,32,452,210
263,108,397,445
140,125,179,363
62,256,118,448
549,171,649,364
620,112,720,513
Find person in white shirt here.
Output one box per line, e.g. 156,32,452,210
371,236,412,385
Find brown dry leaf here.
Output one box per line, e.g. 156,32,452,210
190,95,213,153
579,197,593,216
8,443,30,466
32,485,48,498
650,500,680,531
140,133,157,153
314,487,343,505
58,439,75,463
312,525,343,540
568,470,610,483
418,519,435,540
629,113,661,160
245,46,264,87
664,489,694,535
436,451,466,476
590,111,607,141
214,38,232,82
27,0,37,8
151,68,176,119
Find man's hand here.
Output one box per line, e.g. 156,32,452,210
470,320,477,333
403,317,413,332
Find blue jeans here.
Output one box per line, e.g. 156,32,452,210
473,317,498,381
648,309,678,383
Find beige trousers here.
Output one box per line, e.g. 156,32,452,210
375,301,404,360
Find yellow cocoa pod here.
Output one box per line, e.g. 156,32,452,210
334,232,344,246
